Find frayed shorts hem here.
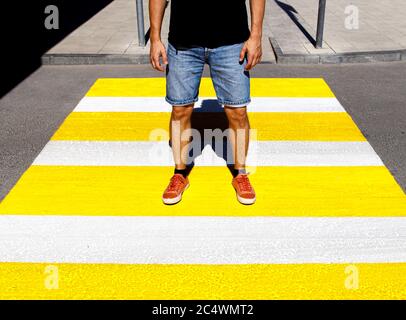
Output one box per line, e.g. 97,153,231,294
165,97,199,107
219,99,251,108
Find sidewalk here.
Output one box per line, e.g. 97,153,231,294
268,0,406,63
43,0,406,64
44,0,275,64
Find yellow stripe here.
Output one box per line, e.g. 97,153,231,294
0,262,405,299
50,112,365,141
86,78,335,97
0,166,404,216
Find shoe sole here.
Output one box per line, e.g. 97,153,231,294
162,183,189,205
233,184,256,205
236,194,256,205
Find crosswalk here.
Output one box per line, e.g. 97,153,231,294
0,78,405,299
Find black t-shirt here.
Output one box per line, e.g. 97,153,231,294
168,0,250,49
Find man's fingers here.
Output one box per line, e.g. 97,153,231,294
157,63,165,72
239,46,247,62
245,53,255,70
150,57,156,70
150,52,159,70
156,48,168,72
152,55,159,71
257,53,263,65
153,54,164,72
253,54,261,68
162,49,168,65
247,53,262,70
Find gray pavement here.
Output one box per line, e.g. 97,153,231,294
1,62,406,202
44,0,406,64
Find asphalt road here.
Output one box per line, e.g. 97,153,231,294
1,62,406,201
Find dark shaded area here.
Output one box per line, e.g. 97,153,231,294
144,28,151,45
274,0,316,46
169,99,237,177
0,0,114,97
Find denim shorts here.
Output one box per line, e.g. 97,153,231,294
165,42,251,107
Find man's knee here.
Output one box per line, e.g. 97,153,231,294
171,105,194,121
225,107,248,125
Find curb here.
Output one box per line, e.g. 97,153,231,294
42,53,151,65
42,53,276,65
42,41,406,65
269,37,406,64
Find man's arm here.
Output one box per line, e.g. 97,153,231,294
149,0,168,71
240,0,266,70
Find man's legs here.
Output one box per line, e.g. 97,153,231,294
208,42,256,204
162,42,204,205
170,104,194,170
224,106,250,171
225,105,255,205
162,104,194,205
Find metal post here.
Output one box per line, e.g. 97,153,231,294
315,0,327,48
136,0,145,46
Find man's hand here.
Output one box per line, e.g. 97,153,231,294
150,40,168,72
239,36,262,71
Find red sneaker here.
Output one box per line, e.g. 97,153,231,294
162,174,189,205
232,174,256,205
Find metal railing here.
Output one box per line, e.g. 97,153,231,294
316,0,327,48
136,0,145,46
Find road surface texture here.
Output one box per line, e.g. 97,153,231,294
0,62,405,299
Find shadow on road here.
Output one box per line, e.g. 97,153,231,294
169,99,239,177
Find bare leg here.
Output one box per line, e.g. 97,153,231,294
224,106,250,169
170,104,194,169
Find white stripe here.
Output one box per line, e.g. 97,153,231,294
33,141,383,167
74,97,345,112
0,216,404,264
